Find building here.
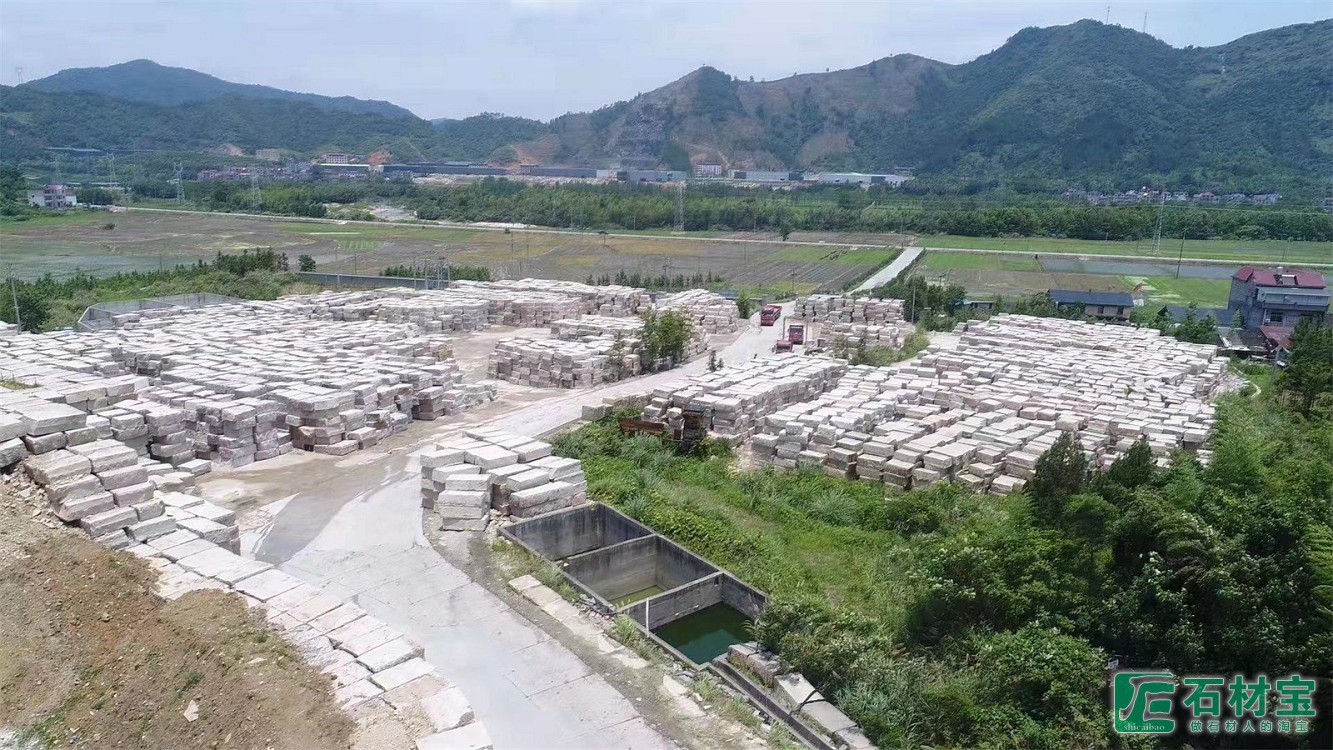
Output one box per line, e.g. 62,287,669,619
1227,267,1329,330
1049,289,1134,321
730,170,801,183
617,170,686,183
811,172,910,186
319,153,354,165
694,164,724,178
26,184,77,209
315,163,371,178
255,149,282,162
524,166,597,179
381,163,508,177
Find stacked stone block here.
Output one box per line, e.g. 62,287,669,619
794,294,905,325
420,428,585,520
750,315,1225,495
489,337,637,388
656,289,742,333
642,355,847,440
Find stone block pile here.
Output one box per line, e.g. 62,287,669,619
642,355,847,440
656,289,742,334
488,337,639,388
794,294,905,325
470,279,648,317
124,530,489,744
820,322,912,350
750,315,1225,494
419,428,586,520
6,403,238,551
1,301,497,468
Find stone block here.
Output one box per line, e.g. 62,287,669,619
52,492,115,522
0,438,26,468
127,515,177,541
17,402,86,436
22,431,67,455
24,450,92,486
96,465,149,490
369,657,434,691
80,506,138,537
110,482,155,507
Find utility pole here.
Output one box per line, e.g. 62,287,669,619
1151,190,1165,257
8,269,21,332
674,183,685,232
1176,235,1186,279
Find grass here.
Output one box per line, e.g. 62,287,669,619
1129,275,1232,307
488,537,581,603
922,234,1333,264
1,378,38,390
920,251,1042,272
772,246,897,265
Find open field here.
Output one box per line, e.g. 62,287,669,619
923,234,1333,264
1,210,890,295
918,250,1236,306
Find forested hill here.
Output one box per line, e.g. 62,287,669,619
3,19,1329,193
536,19,1332,193
22,59,415,119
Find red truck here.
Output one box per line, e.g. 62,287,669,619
787,323,805,345
760,304,781,326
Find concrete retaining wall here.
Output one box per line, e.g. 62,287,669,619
504,503,652,561
564,536,716,604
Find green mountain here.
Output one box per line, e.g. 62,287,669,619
22,59,415,119
533,19,1331,191
2,19,1328,192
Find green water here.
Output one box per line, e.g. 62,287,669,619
652,603,753,664
612,585,664,608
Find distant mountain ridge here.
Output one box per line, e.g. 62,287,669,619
22,59,416,119
3,19,1329,193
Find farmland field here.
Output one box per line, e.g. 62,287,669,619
921,234,1333,264
919,250,1237,306
1,209,894,295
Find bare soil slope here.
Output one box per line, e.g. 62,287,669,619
0,475,352,750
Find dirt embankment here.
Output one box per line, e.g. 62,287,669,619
0,474,353,750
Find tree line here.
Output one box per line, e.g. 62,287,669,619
174,179,1333,242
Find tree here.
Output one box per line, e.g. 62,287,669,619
735,291,757,319
1278,320,1333,414
1027,433,1089,517
0,281,51,333
1104,438,1155,490
298,254,317,272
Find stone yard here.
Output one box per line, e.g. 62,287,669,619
645,314,1227,496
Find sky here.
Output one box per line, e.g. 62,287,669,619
1,0,1328,121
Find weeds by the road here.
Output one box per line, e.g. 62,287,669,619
488,537,581,602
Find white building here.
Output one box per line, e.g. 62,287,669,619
26,184,77,209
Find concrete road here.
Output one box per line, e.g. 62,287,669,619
204,310,791,749
853,246,923,291
485,305,791,437
240,450,673,750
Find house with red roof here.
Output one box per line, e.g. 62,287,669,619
1226,267,1329,336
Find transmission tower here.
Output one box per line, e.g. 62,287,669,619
13,67,23,84
673,183,685,231
108,154,117,185
249,171,261,211
174,162,185,203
